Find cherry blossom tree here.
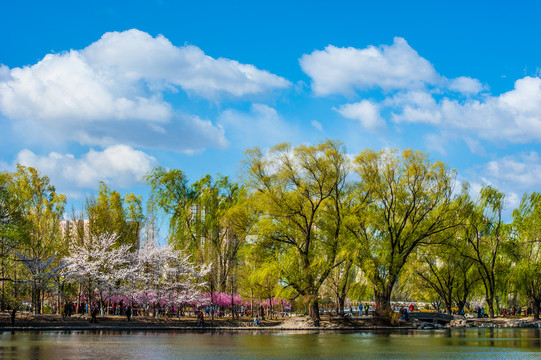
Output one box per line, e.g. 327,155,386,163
133,239,209,318
63,233,134,311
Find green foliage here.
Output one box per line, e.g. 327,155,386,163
243,140,350,320
146,167,252,296
345,148,458,313
86,182,142,251
0,142,531,320
459,185,508,318
4,165,66,313
509,192,541,319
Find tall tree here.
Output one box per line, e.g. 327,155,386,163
243,140,349,322
64,233,134,309
460,185,507,318
134,239,209,318
509,192,541,320
86,182,143,251
8,165,66,314
0,171,28,318
145,167,196,250
146,168,252,317
346,149,458,316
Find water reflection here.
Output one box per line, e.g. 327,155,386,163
0,329,540,359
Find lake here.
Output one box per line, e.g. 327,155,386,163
1,328,540,359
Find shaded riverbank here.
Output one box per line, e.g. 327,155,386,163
2,312,541,332
0,312,416,331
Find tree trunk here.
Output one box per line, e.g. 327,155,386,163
230,283,235,320
487,295,495,318
456,300,466,315
11,309,16,326
338,297,345,317
374,287,392,317
309,296,320,324
533,298,540,321
446,305,452,315
250,289,254,317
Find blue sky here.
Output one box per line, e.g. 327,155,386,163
1,0,541,215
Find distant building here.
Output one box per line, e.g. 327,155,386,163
60,219,140,250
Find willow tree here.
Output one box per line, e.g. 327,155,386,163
346,149,458,316
410,234,479,315
146,167,252,317
243,140,349,322
460,185,507,318
509,192,541,320
145,167,197,251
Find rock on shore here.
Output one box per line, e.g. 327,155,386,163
447,317,541,328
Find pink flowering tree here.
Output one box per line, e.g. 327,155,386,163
206,292,244,310
133,239,209,318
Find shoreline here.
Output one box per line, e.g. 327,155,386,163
0,325,419,332
1,313,540,332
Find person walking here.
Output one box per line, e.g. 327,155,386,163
197,311,205,327
126,305,132,322
90,306,99,324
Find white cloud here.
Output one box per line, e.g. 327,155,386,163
300,38,485,97
311,120,323,131
218,104,297,149
81,29,290,98
0,65,10,82
483,151,541,190
447,76,485,94
335,100,386,132
388,77,541,143
0,29,289,153
460,152,541,213
300,37,440,96
16,145,158,189
0,50,172,123
388,91,441,124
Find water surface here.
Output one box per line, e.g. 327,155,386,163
1,328,540,359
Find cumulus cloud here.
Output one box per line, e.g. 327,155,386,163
81,30,290,98
16,145,158,189
335,100,386,132
0,29,289,153
459,152,541,213
0,65,10,82
447,76,485,94
303,37,490,136
389,77,541,143
0,50,172,123
301,37,448,96
483,152,541,191
301,37,485,97
388,91,442,124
